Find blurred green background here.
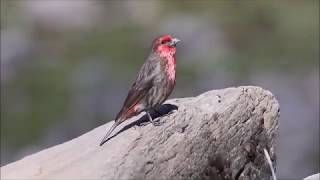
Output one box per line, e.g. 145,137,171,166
1,1,319,179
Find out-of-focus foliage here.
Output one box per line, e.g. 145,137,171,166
1,1,319,179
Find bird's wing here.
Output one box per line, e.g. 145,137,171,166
115,55,158,121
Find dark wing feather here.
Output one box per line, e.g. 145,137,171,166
115,54,158,121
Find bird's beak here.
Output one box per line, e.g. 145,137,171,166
170,38,181,46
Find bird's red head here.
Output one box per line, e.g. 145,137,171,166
152,35,180,55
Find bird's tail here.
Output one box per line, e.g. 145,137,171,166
99,121,119,146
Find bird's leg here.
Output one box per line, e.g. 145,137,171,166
147,111,162,126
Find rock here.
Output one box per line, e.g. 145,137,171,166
304,173,320,180
0,86,280,180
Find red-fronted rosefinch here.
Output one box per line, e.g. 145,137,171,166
100,35,180,146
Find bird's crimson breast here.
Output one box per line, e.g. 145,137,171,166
158,49,176,83
165,56,176,82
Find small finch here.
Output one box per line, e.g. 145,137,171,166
100,35,180,146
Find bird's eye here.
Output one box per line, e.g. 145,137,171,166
161,39,170,45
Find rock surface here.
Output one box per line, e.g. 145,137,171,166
1,86,280,180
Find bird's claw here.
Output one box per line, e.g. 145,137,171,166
150,119,163,126
140,121,150,126
139,118,163,126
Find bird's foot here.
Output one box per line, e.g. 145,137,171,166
146,112,164,126
140,121,150,126
150,118,163,126
139,119,163,126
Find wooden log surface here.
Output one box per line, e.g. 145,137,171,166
1,86,280,180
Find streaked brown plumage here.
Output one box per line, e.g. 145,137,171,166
100,35,180,146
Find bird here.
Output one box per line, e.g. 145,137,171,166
99,35,180,146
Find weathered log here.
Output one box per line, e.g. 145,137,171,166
1,86,279,180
